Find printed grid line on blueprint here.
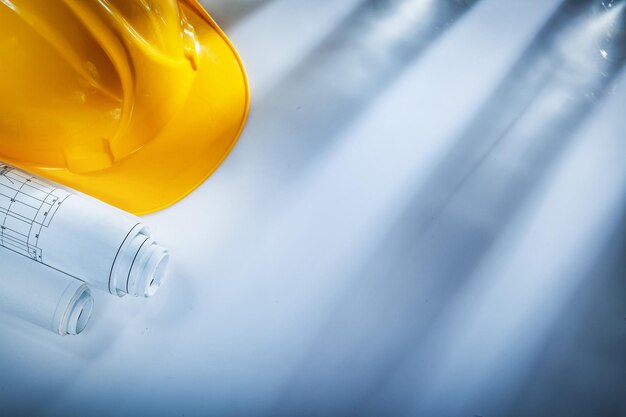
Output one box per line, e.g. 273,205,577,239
0,164,70,262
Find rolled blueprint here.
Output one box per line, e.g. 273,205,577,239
0,247,93,335
0,163,169,298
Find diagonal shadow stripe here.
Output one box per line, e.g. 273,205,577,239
264,1,626,415
360,1,626,414
241,0,481,191
507,199,626,417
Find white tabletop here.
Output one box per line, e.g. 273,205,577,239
2,0,625,415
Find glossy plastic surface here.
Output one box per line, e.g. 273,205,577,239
0,0,249,214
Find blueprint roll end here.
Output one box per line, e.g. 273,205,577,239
109,225,170,298
143,245,169,298
128,241,170,298
67,288,94,335
58,284,94,336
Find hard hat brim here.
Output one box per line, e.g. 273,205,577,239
22,1,250,215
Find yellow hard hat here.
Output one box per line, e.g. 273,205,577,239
0,0,249,214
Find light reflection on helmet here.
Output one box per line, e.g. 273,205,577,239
0,0,249,214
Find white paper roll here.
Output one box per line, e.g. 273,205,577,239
0,247,93,335
0,163,169,297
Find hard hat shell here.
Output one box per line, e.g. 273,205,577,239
0,0,249,214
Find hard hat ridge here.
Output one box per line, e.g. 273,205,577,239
0,0,249,214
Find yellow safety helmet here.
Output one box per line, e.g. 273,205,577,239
0,0,249,214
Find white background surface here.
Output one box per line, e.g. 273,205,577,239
1,0,625,416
